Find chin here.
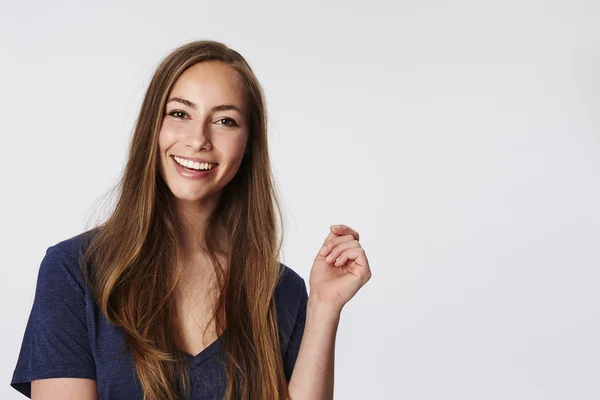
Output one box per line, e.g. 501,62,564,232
170,189,204,201
170,188,219,204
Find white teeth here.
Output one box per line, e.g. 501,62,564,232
173,156,215,171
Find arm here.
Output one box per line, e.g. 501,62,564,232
287,223,372,400
32,378,97,400
287,296,341,400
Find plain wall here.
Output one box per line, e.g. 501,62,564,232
1,0,599,399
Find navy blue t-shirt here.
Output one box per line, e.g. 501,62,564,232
10,232,308,399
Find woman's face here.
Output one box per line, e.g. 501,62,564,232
157,61,249,205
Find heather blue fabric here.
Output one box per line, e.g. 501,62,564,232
10,231,308,399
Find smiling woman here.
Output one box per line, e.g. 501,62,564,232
10,40,304,400
10,39,372,400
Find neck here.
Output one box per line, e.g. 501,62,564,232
172,194,220,257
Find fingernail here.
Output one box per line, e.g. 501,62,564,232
320,245,328,256
332,225,340,230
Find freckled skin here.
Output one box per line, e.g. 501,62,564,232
157,61,249,212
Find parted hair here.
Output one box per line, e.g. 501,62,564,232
80,40,288,400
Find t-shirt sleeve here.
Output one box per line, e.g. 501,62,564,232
11,245,96,398
282,276,309,382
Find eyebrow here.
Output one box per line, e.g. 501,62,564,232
166,97,243,115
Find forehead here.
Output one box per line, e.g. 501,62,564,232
169,61,246,105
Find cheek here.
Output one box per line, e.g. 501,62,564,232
158,121,187,157
158,120,176,148
156,123,177,171
210,130,247,156
223,141,246,158
228,131,249,157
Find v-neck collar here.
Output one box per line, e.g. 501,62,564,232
184,330,226,370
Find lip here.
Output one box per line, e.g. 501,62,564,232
172,155,219,180
171,154,218,164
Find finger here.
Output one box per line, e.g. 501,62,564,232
325,240,361,264
319,234,356,257
319,231,338,255
319,225,351,252
334,248,372,281
321,224,359,250
330,224,360,241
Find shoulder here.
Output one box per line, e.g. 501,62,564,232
276,262,307,298
277,262,305,285
49,228,97,261
36,229,98,293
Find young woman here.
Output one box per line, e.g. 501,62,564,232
11,40,372,400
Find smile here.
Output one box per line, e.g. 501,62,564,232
171,155,218,179
172,155,216,171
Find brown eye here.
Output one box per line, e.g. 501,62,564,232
168,110,188,119
216,118,238,127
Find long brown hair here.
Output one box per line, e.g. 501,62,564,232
79,40,288,400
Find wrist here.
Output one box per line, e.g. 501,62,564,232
307,294,343,323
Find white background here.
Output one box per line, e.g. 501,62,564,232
1,1,599,399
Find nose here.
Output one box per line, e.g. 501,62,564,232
185,120,212,150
